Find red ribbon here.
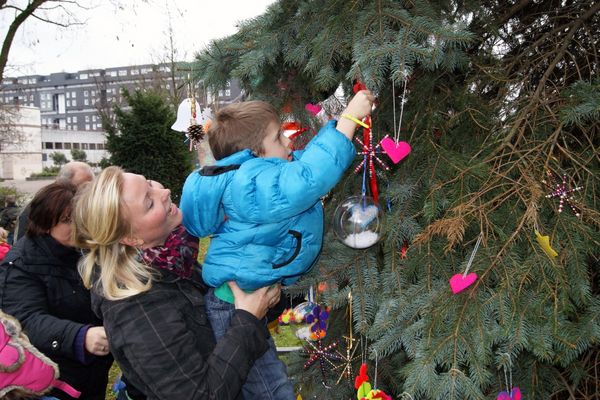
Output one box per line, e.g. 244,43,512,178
353,81,379,202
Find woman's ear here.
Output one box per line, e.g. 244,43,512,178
120,236,144,247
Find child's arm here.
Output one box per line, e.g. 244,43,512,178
335,90,375,140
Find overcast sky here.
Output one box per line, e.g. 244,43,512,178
3,0,275,77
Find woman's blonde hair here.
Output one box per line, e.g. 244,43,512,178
72,166,154,300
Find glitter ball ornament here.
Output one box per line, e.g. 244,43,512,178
333,195,382,249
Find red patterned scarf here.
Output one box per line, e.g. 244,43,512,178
138,225,199,279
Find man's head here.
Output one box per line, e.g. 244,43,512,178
207,101,282,160
57,161,94,187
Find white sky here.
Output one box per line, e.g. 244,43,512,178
2,0,275,77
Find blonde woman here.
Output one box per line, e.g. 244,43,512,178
72,166,280,400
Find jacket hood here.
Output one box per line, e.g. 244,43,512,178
181,150,254,238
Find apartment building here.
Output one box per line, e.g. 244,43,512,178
0,64,242,170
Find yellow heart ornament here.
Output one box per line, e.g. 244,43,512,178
535,230,558,259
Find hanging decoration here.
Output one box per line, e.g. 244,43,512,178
352,80,384,202
333,292,360,384
496,354,522,400
333,194,382,249
353,357,391,400
542,170,583,217
534,222,558,259
400,239,409,259
305,102,322,116
449,233,483,294
294,286,331,341
301,339,344,388
380,76,411,164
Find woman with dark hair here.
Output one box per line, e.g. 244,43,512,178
0,181,112,399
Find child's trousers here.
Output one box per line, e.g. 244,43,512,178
205,288,295,400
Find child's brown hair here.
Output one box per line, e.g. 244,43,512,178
207,101,279,160
0,228,7,243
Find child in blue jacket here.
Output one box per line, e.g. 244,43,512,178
181,90,374,399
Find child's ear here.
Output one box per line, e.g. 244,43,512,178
120,236,144,247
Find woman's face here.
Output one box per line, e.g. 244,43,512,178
121,172,182,248
49,214,74,247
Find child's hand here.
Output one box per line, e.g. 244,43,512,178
344,90,375,121
336,90,375,140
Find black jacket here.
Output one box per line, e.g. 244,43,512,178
0,235,112,399
91,268,270,400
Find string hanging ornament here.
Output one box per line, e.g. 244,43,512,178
333,81,383,249
332,292,361,384
448,232,483,294
185,80,205,151
380,75,411,164
542,169,583,217
496,353,522,400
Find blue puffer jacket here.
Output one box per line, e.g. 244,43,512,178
180,120,355,291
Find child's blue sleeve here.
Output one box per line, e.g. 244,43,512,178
180,170,225,237
231,120,355,223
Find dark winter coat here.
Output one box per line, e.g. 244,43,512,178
91,268,270,400
0,235,112,399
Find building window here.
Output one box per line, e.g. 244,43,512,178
80,73,88,79
85,116,90,122
67,117,71,123
73,143,80,149
84,99,89,106
89,143,96,150
64,143,72,149
82,143,89,150
42,153,47,161
66,100,71,107
66,92,70,99
92,115,97,122
71,91,76,98
97,143,105,150
84,90,89,97
44,142,53,149
118,70,127,76
225,89,231,96
72,116,77,123
54,142,63,149
85,124,89,130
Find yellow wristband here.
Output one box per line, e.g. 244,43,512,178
341,114,369,129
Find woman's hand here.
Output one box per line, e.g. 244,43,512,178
229,281,282,320
336,89,375,140
85,326,110,356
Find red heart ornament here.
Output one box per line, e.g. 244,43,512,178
380,137,411,164
305,103,322,116
449,273,478,294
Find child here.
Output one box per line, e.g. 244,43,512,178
0,228,10,262
180,90,374,399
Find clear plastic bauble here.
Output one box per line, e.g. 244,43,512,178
333,195,382,249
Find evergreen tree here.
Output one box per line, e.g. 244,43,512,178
195,1,599,398
102,89,193,202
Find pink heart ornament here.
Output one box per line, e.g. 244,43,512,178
497,387,521,400
305,103,322,116
449,272,478,294
380,137,411,164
